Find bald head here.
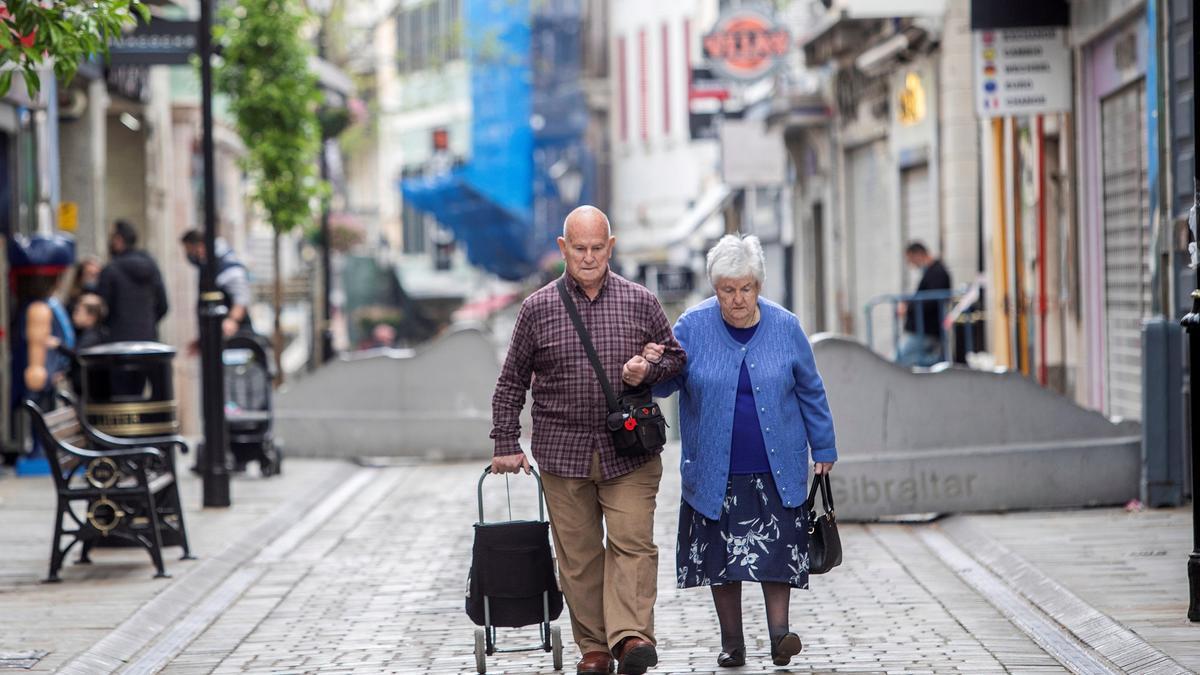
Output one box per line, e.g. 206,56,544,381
562,205,611,241
557,205,614,294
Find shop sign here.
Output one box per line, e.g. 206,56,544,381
974,28,1071,117
897,72,927,126
702,7,791,82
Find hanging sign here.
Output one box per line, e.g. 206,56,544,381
974,28,1071,117
109,18,199,66
702,7,791,82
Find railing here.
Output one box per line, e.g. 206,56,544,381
863,282,985,365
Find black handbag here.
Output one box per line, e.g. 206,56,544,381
804,473,843,574
556,278,668,457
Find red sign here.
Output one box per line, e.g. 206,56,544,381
432,127,449,151
702,8,791,82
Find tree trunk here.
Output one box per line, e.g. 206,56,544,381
272,229,284,387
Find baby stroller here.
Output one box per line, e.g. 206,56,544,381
466,466,564,673
221,333,282,476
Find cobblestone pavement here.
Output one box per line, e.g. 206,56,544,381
2,454,1196,674
0,459,357,673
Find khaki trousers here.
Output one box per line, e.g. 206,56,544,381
541,453,662,654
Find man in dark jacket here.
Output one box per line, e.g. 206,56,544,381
897,240,952,367
97,220,169,343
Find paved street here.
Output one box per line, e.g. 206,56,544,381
0,451,1196,674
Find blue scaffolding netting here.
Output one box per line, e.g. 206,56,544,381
400,0,591,281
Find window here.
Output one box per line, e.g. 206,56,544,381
661,22,670,136
402,199,427,254
617,35,627,142
397,0,462,74
638,29,648,142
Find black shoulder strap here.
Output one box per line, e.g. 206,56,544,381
557,277,619,413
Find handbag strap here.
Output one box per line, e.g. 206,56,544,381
557,277,620,413
804,473,836,519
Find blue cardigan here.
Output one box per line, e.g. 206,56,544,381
654,297,838,520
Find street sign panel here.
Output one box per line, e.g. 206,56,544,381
974,28,1071,117
109,18,199,66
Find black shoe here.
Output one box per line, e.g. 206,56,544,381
717,645,745,667
770,632,802,666
615,637,657,675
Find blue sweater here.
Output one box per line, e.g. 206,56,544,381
654,297,838,520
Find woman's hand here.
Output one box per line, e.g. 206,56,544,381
813,462,834,475
641,342,664,364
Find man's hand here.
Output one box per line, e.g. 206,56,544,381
896,301,908,318
622,355,651,387
814,462,834,475
641,342,664,364
491,453,531,475
186,339,200,357
222,317,239,338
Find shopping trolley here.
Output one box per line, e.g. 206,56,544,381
466,466,564,673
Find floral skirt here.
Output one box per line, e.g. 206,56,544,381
677,473,810,589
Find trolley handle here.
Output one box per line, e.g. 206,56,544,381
477,464,546,524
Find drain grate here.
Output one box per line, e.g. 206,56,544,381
0,651,47,670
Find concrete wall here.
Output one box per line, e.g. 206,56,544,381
275,328,529,459
937,0,981,289
811,336,1140,519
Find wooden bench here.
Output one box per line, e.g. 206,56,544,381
24,396,192,581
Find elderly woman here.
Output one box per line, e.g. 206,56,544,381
649,234,837,668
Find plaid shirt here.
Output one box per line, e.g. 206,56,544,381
491,270,686,479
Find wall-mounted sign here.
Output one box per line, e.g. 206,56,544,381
897,72,927,125
702,7,791,82
974,28,1071,117
109,18,198,66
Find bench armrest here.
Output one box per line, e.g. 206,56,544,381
57,443,163,462
87,427,189,454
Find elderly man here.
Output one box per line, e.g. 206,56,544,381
491,206,686,675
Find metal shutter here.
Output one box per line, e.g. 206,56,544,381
1101,81,1150,421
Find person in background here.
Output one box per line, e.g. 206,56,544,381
72,293,108,352
65,255,102,315
180,230,254,340
65,293,108,394
896,241,952,367
97,220,169,343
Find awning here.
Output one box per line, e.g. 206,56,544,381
400,171,540,281
618,183,735,255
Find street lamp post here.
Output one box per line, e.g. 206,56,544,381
1185,30,1200,621
309,0,334,364
1186,176,1200,621
198,0,230,507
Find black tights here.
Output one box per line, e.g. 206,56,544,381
710,581,792,650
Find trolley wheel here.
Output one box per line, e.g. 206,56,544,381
474,628,487,674
551,625,563,671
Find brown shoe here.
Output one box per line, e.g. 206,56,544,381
577,651,615,675
614,637,658,674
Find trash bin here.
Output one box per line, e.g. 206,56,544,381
78,342,179,438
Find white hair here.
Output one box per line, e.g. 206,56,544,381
706,234,765,286
562,205,611,238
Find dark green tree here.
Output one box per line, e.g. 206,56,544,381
215,0,323,380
